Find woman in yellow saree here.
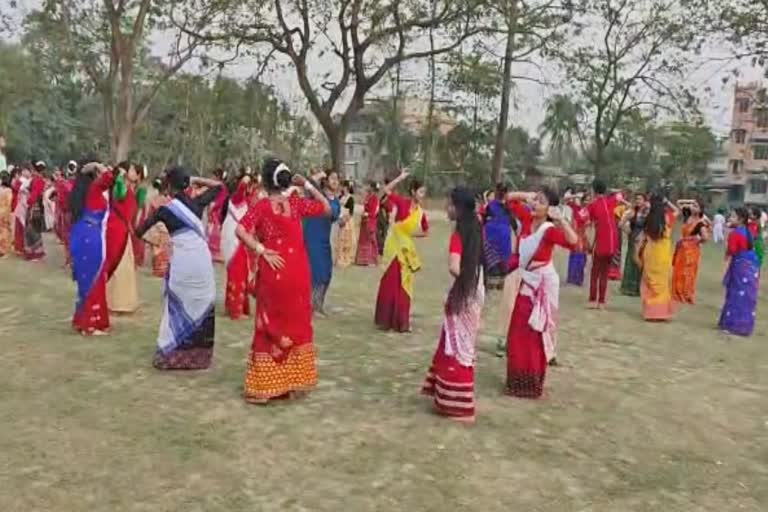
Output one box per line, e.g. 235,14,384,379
635,194,679,321
374,170,429,332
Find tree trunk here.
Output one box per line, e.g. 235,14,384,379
423,0,437,179
326,124,345,174
112,122,133,162
491,4,517,185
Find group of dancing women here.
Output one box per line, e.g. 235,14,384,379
0,158,764,423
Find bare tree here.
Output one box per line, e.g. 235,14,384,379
558,0,699,180
174,0,486,171
25,0,212,161
487,0,570,184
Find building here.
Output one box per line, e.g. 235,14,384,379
727,82,768,206
341,96,457,181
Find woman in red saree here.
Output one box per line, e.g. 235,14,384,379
672,199,709,304
355,181,380,266
55,163,76,266
70,163,115,336
505,188,577,399
235,159,331,404
223,173,255,319
374,170,429,332
422,187,484,423
11,167,24,255
206,168,228,263
104,162,140,314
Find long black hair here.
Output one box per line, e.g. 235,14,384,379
408,178,424,197
446,187,483,315
70,161,100,222
644,193,667,240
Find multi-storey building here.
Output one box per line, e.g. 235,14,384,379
728,82,768,205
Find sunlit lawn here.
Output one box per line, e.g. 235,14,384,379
0,218,766,511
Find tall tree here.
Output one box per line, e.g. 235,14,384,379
25,0,210,161
557,0,699,181
487,0,571,184
658,121,717,192
174,0,485,171
539,94,581,166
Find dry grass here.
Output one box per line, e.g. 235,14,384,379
0,222,766,512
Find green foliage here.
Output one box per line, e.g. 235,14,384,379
657,121,717,193
539,94,581,166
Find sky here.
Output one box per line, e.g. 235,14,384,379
2,0,764,140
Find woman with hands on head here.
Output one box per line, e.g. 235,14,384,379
135,167,224,369
374,168,429,333
235,159,331,404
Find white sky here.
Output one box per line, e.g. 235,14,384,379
3,0,764,139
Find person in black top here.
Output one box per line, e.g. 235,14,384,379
135,166,224,371
136,167,223,237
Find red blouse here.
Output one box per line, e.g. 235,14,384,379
388,193,429,232
449,232,463,255
27,176,46,206
230,181,249,206
506,199,533,238
727,229,751,256
239,194,327,243
587,193,619,257
363,194,380,228
508,225,572,268
85,172,115,211
747,220,759,238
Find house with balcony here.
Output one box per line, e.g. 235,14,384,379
727,82,768,206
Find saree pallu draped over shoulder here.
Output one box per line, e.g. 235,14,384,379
422,275,485,420
719,227,759,337
506,222,561,399
153,199,216,370
374,205,423,332
70,209,110,333
671,222,703,304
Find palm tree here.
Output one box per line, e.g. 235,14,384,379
539,95,581,166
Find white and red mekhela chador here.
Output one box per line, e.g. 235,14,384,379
506,221,571,399
422,233,485,419
222,182,253,320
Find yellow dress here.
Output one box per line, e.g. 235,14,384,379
640,225,676,321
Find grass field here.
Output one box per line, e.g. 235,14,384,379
1,219,766,512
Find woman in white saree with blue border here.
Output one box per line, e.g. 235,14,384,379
136,167,223,370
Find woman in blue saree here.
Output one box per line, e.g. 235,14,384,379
718,207,759,337
304,169,341,314
483,184,512,290
70,162,115,336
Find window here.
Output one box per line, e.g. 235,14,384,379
738,98,750,113
734,129,746,144
750,179,767,194
754,145,768,160
758,89,767,104
756,108,768,128
731,159,743,174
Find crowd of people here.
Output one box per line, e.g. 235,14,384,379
0,147,765,423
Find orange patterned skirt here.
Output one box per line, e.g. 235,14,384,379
243,344,317,402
